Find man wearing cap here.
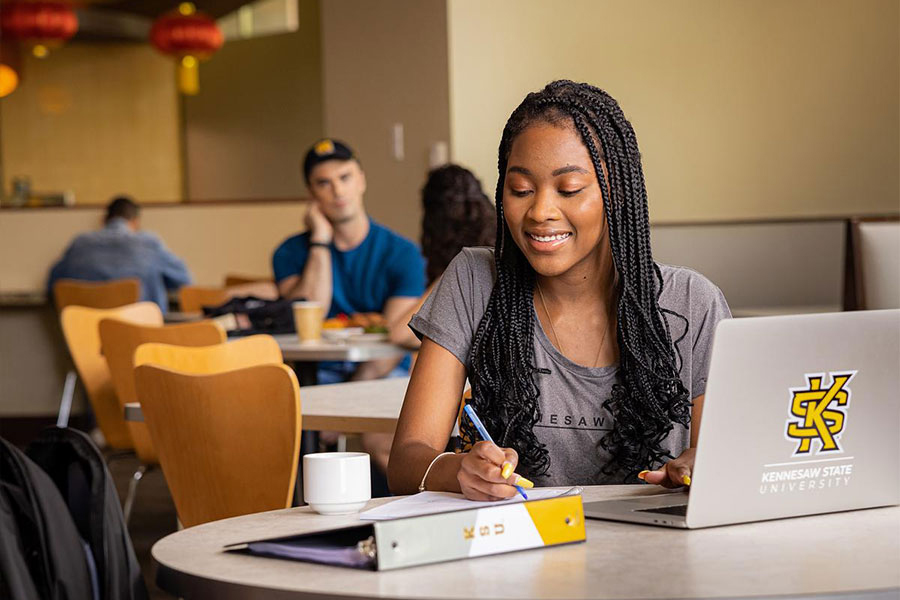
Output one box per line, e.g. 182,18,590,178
272,139,425,471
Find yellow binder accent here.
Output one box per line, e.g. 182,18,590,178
525,495,585,546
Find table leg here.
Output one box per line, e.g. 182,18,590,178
292,361,320,506
295,362,321,453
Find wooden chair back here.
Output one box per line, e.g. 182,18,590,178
133,334,282,374
59,302,162,449
53,278,141,311
224,274,271,287
99,319,226,464
134,363,301,527
179,283,279,313
177,286,228,313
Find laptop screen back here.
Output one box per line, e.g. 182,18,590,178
686,310,900,528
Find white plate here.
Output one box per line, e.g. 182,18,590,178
322,327,364,341
348,332,389,343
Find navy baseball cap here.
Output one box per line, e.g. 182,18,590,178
303,139,356,181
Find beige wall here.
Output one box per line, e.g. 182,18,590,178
320,0,451,241
0,43,182,204
0,202,306,293
184,0,323,200
447,0,900,222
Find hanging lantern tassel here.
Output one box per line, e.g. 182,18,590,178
150,3,222,96
178,55,199,95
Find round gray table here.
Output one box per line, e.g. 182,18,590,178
151,485,899,599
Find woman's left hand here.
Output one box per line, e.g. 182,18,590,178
639,447,695,488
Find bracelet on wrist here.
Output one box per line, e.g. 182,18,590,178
309,241,331,248
418,451,454,492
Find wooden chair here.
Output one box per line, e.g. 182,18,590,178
59,302,162,450
133,334,282,374
99,319,226,522
134,363,301,527
178,283,279,313
53,278,142,426
100,319,227,464
53,278,141,311
177,286,228,313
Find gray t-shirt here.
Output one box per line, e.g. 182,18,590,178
409,247,731,486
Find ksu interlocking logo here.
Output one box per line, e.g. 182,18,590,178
785,371,856,455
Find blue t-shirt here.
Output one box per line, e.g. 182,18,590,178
272,219,425,318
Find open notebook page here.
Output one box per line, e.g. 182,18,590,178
359,487,581,521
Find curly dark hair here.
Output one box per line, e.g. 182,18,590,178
461,80,690,482
421,164,496,284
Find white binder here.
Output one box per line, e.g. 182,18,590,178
225,493,586,571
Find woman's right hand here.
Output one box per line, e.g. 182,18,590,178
457,441,533,501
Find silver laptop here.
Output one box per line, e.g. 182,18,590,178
584,309,900,528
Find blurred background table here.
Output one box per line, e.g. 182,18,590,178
126,376,408,434
273,334,407,364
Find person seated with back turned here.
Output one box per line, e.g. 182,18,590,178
389,164,496,349
388,80,731,499
47,196,192,314
273,139,425,471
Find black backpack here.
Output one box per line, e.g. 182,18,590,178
0,436,93,600
26,428,148,600
203,296,296,335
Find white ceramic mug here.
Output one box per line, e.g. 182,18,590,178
302,452,371,515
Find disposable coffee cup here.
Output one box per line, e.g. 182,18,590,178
303,452,371,515
293,301,325,343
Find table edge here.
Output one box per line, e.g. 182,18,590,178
155,559,900,600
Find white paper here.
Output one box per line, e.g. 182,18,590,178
359,487,580,521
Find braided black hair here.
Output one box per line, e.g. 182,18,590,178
421,164,496,285
462,80,690,481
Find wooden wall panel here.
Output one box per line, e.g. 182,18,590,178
0,43,182,205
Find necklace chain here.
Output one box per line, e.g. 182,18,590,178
536,282,611,368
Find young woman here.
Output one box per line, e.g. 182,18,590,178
389,164,496,349
387,80,730,500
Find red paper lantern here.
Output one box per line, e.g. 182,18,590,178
0,1,77,96
150,3,222,95
0,1,78,52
